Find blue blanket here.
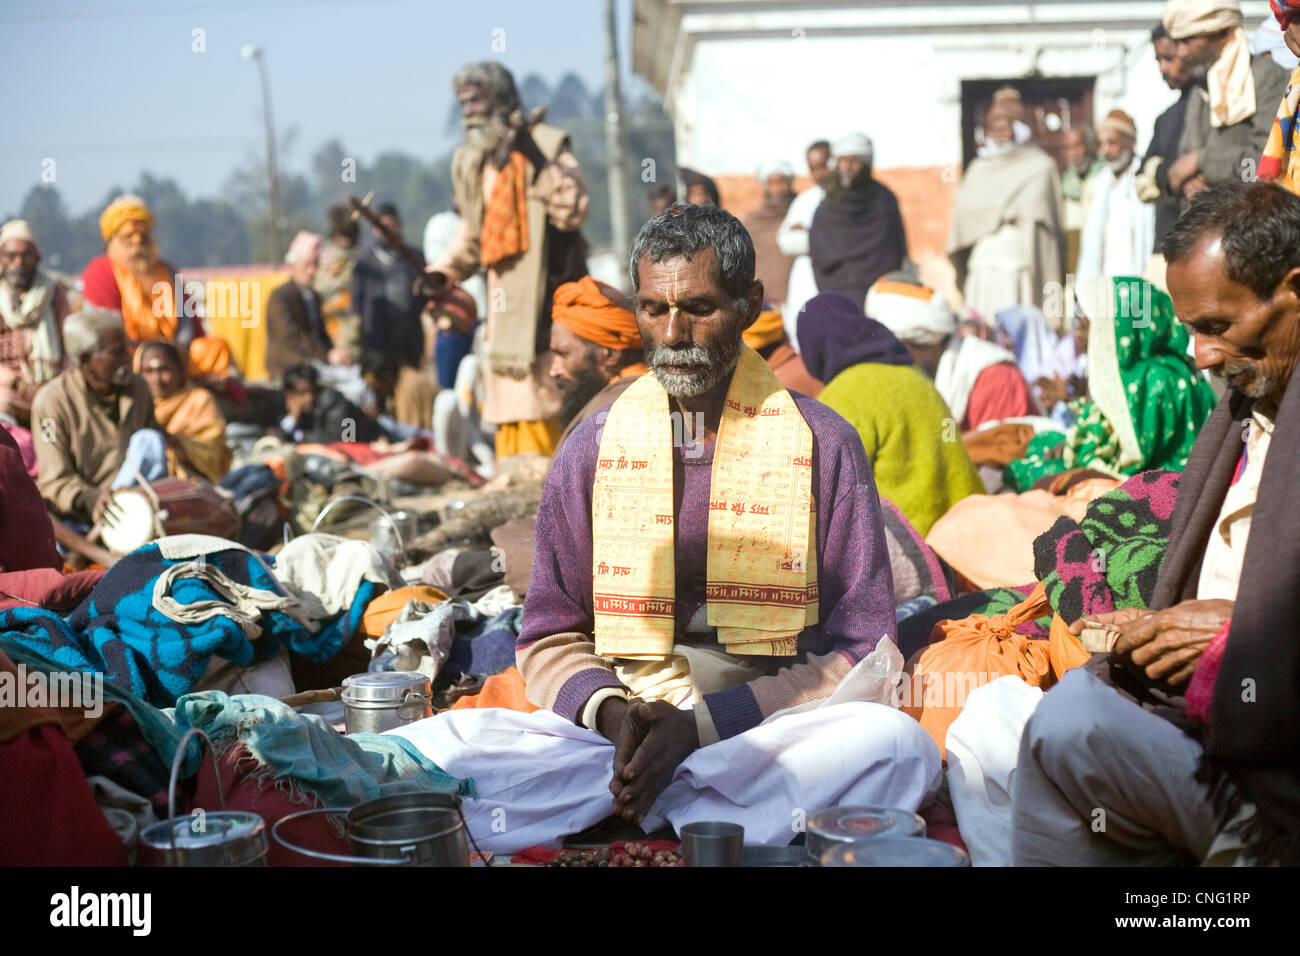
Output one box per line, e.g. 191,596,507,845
0,543,379,707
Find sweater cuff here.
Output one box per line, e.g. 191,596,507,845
702,685,764,740
1185,618,1231,726
554,667,627,725
579,687,628,733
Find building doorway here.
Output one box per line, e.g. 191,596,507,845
961,76,1096,172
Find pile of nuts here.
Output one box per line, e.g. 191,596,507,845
545,843,683,867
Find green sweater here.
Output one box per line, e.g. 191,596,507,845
817,363,984,536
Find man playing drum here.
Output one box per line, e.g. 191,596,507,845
30,309,171,528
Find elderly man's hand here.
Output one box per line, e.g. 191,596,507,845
1182,173,1210,199
1111,599,1233,686
609,700,699,826
91,486,123,526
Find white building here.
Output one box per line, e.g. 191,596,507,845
632,0,1272,256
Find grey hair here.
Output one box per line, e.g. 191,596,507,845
1072,124,1096,150
628,203,756,302
451,62,521,119
63,308,124,359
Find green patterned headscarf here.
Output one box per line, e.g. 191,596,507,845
1006,278,1217,490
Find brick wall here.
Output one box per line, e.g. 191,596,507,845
715,166,958,259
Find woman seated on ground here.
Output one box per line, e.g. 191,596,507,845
137,340,233,483
1003,278,1216,491
797,291,985,536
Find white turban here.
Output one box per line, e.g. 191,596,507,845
0,219,39,253
1163,0,1243,40
866,278,956,347
757,159,796,182
831,132,874,165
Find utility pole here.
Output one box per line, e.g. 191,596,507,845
242,44,281,263
602,0,630,275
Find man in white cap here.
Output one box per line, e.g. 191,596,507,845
742,160,797,307
809,132,907,306
867,273,1036,431
1077,109,1157,284
0,219,70,426
948,86,1065,330
776,140,833,347
1160,0,1287,202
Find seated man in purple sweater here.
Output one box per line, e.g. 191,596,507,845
390,203,940,853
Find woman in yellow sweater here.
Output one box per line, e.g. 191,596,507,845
797,292,984,535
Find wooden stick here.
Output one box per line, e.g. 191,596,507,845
279,688,342,709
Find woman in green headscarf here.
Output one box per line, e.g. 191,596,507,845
1005,277,1217,491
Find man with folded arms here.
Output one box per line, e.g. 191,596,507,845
389,203,939,854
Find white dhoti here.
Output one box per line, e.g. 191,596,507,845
944,675,1043,866
388,702,941,855
962,223,1034,324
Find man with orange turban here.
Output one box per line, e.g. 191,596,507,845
81,194,232,380
741,308,822,397
548,275,646,449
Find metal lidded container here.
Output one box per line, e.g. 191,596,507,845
345,793,469,867
139,813,268,867
137,728,269,867
820,837,970,868
805,806,926,865
341,671,432,734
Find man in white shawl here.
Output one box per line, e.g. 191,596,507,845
947,87,1066,331
867,274,1038,431
0,219,69,426
1159,0,1287,202
776,140,834,349
1077,110,1157,285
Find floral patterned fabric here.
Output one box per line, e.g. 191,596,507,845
1005,279,1216,490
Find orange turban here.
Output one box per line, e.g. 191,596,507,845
742,310,786,350
551,276,642,351
99,195,154,241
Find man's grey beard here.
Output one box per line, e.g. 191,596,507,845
646,339,740,398
1106,150,1134,174
463,115,502,152
1,267,34,291
1221,359,1276,401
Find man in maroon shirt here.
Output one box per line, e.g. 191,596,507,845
390,204,939,854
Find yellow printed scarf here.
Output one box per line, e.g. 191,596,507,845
592,345,817,659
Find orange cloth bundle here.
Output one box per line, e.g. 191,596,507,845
480,151,529,267
450,666,539,714
902,582,1055,756
359,585,449,640
551,276,641,351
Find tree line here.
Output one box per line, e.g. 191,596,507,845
6,72,676,277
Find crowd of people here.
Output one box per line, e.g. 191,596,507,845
2,0,1299,868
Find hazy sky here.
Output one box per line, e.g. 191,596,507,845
0,0,639,216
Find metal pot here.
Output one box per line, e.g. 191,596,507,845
346,793,468,867
271,792,476,867
138,728,268,867
820,837,970,867
805,806,926,865
341,671,432,735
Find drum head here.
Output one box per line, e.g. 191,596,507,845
101,489,157,554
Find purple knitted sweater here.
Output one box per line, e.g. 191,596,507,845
516,392,896,740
